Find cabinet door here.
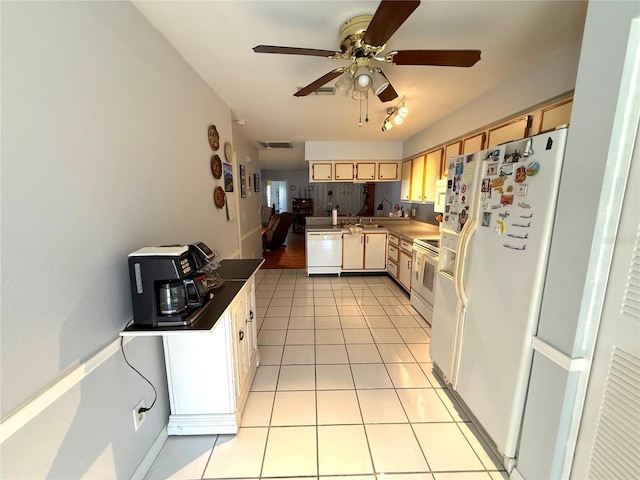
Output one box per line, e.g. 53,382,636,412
230,295,247,398
539,98,572,133
463,132,486,154
244,279,258,366
443,141,462,178
378,162,399,180
311,162,332,180
423,149,442,202
487,115,531,148
387,259,398,279
355,162,376,180
400,160,411,201
335,162,354,180
410,156,425,202
364,233,387,269
342,234,364,269
398,250,412,291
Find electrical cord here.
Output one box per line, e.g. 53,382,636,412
120,323,157,414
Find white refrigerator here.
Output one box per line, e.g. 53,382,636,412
430,128,569,469
431,149,483,387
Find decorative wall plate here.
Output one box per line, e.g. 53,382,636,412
224,142,233,163
213,186,226,208
208,125,220,151
210,154,222,179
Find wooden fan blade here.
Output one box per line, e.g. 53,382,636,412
294,69,344,97
363,0,420,47
391,50,481,67
253,45,339,58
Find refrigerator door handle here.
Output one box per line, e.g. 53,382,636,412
455,218,477,307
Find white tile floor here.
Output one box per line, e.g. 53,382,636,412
145,269,508,480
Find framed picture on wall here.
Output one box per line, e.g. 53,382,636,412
223,162,233,192
240,165,247,198
254,174,260,192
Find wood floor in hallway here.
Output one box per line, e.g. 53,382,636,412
261,229,306,269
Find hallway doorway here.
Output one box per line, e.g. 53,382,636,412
266,180,288,213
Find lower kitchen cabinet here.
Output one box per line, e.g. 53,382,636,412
364,233,387,269
342,232,387,270
398,249,413,291
163,277,258,435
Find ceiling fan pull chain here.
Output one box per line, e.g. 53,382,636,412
358,96,363,127
365,95,369,123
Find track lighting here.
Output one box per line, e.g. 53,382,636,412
381,102,409,133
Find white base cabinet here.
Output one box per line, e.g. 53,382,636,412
342,233,387,271
164,278,258,435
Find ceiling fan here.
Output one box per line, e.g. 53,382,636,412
253,0,481,103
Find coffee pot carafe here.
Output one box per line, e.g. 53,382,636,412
158,280,188,315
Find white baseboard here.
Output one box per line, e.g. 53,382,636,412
510,467,525,480
130,426,168,480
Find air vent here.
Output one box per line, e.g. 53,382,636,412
258,141,293,149
296,86,335,96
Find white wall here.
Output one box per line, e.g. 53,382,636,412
233,128,263,259
403,38,583,158
517,2,640,478
305,141,402,161
1,2,238,477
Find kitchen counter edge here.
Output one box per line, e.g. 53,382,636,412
306,222,440,242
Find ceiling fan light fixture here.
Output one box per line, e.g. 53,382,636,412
382,119,394,132
398,104,409,117
370,70,390,96
335,72,354,96
351,88,368,101
354,66,372,91
393,113,404,125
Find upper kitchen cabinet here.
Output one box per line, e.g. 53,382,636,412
487,115,531,148
537,98,573,133
310,162,332,181
400,160,411,201
406,149,442,203
410,155,425,202
308,160,401,183
442,141,462,178
377,162,399,181
423,149,443,202
335,162,355,181
355,162,376,181
463,132,486,154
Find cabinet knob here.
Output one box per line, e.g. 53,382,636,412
239,330,244,341
249,310,254,320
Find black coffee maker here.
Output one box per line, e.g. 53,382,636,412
128,244,213,327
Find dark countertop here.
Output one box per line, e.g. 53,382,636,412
121,258,263,335
217,258,264,280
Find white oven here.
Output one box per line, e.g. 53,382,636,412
411,238,439,324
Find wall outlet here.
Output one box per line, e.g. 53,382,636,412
411,208,417,217
133,399,146,431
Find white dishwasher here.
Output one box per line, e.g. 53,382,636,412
306,231,343,275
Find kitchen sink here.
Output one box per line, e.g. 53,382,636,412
343,223,381,228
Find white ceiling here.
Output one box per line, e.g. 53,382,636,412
133,0,588,170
